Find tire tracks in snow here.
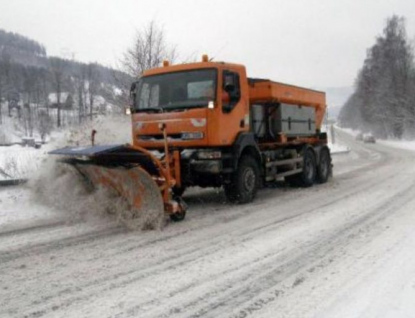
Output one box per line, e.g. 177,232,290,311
2,133,414,318
0,226,124,263
17,147,409,317
0,219,71,238
150,178,415,318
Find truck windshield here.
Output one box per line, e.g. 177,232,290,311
133,69,217,112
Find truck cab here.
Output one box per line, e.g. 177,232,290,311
130,59,249,150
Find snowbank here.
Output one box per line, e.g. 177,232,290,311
61,114,130,146
0,114,130,178
325,124,350,154
328,142,350,154
378,140,415,153
0,145,47,180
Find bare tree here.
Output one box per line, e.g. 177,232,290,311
113,21,177,110
37,109,53,142
22,103,34,137
339,15,415,138
49,57,66,128
73,64,87,124
122,20,177,79
0,61,4,124
1,51,14,118
86,63,100,120
20,66,38,135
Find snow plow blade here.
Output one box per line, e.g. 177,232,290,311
49,144,187,224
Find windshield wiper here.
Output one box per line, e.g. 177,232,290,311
133,107,163,113
163,103,207,111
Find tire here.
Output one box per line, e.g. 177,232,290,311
285,174,302,187
170,211,186,222
287,148,316,187
224,155,260,204
316,147,331,183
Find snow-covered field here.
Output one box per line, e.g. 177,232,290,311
0,114,130,180
0,145,47,180
328,142,350,154
325,124,350,154
1,128,415,317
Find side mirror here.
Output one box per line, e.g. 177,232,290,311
129,82,137,107
128,95,135,107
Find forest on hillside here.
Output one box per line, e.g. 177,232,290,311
0,29,133,141
0,22,179,143
338,16,415,139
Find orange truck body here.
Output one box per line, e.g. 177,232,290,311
248,80,326,129
132,61,326,151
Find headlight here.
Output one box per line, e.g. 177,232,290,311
197,150,222,159
181,132,204,140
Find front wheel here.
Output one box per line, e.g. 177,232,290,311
224,156,260,204
316,147,331,183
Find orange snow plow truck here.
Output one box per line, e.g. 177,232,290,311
50,55,331,222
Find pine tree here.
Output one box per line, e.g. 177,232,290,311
339,15,415,138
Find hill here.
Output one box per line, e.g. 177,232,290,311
0,28,133,143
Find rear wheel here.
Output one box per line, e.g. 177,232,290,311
316,147,331,183
286,148,316,187
224,155,260,204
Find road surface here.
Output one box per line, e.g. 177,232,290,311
1,130,415,318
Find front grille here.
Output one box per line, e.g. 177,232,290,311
138,134,182,141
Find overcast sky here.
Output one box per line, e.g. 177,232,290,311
0,0,414,88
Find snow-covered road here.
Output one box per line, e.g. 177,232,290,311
1,130,415,318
